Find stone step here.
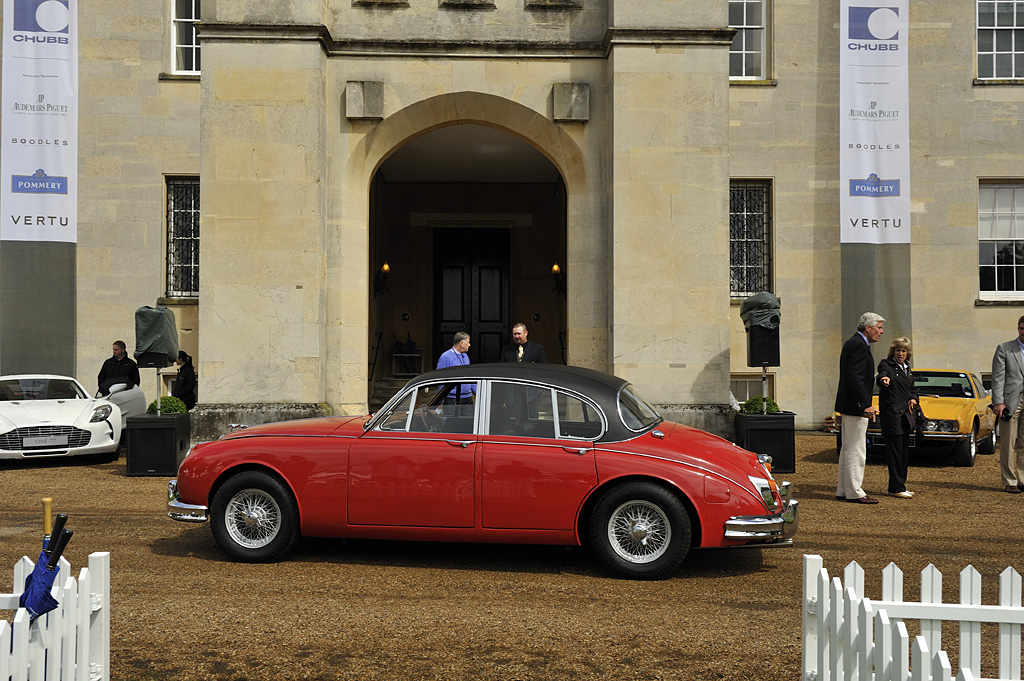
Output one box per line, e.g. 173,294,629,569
368,377,410,413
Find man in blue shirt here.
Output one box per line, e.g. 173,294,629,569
436,332,475,403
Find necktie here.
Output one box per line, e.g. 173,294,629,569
517,345,524,361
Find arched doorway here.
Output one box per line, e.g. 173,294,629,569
368,124,566,397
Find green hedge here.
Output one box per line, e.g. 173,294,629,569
146,396,187,414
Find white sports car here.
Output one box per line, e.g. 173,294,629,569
0,374,138,461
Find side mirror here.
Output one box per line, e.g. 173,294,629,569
107,382,129,396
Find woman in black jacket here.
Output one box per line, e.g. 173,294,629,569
876,337,918,498
173,350,197,411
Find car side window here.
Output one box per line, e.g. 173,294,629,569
377,383,478,435
377,391,415,431
488,381,553,438
488,382,601,440
556,391,603,439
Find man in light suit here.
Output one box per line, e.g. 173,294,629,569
990,315,1024,494
835,312,884,504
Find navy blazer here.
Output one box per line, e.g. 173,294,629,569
500,341,547,364
876,356,918,435
835,333,875,416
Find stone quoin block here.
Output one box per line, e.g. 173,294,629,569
553,82,590,122
346,81,384,120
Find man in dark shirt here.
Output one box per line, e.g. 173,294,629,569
97,340,141,395
500,323,547,363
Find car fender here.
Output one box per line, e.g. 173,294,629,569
588,449,770,548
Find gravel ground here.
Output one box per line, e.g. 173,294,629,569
2,433,1022,681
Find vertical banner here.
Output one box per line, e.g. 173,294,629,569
839,1,909,244
2,0,78,243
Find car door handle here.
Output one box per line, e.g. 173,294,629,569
447,440,473,448
563,447,589,455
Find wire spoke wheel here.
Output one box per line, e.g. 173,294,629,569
225,488,282,549
607,500,671,564
590,482,690,579
211,471,299,562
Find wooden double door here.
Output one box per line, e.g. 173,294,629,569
434,227,510,365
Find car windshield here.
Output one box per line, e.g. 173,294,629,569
618,384,662,431
913,372,975,399
0,378,85,401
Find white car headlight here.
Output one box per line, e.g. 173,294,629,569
89,404,113,422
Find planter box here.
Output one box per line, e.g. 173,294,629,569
734,411,795,474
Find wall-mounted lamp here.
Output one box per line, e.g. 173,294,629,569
374,262,390,297
551,262,566,297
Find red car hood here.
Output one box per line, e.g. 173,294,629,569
220,415,366,439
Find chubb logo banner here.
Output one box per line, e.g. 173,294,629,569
848,6,899,50
13,0,70,33
11,169,68,195
839,0,908,245
2,0,78,242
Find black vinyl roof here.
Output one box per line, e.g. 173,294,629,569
414,363,629,393
377,363,651,443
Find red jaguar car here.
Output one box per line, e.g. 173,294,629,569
168,364,797,579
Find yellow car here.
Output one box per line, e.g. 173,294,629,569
833,369,996,467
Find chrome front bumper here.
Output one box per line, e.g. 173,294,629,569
167,479,209,523
723,481,799,546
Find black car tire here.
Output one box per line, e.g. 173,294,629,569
951,427,978,467
589,481,690,580
210,471,300,563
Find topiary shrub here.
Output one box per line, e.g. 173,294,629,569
739,395,780,414
147,395,187,414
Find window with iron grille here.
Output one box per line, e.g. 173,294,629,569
172,0,201,74
167,178,199,298
730,180,772,297
979,182,1024,298
977,0,1024,79
729,0,767,79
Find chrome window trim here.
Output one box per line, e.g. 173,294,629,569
616,384,663,434
481,378,607,441
369,380,481,435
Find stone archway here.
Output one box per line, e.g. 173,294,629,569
368,124,567,406
327,91,605,414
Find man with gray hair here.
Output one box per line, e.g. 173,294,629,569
990,315,1024,493
436,331,475,404
835,312,885,504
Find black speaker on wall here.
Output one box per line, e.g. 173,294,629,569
746,324,780,367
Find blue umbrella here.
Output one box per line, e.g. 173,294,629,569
19,551,59,623
19,529,72,624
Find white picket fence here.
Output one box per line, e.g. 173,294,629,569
0,552,110,681
803,554,1024,681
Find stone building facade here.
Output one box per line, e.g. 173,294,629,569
1,0,1022,437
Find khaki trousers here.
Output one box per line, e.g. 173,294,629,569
837,415,869,500
998,397,1024,487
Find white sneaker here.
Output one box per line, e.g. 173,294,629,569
893,491,913,499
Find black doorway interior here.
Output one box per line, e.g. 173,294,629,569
433,227,510,364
